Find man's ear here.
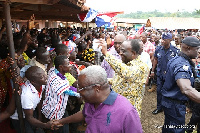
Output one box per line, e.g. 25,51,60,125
132,51,136,57
58,65,63,71
95,84,101,92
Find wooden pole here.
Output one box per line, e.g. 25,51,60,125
3,1,25,133
86,22,89,30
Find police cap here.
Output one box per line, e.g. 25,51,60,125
182,36,200,47
162,33,172,39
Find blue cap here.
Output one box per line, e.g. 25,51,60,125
182,36,200,47
162,33,172,39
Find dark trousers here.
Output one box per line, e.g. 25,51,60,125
186,102,200,133
11,110,45,133
11,118,44,133
156,77,164,110
152,68,157,85
162,98,186,133
148,68,157,88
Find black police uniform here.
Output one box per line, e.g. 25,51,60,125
161,36,200,133
154,44,179,111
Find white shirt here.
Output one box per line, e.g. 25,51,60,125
10,80,44,120
93,38,102,52
140,52,152,69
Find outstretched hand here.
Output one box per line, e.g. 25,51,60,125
50,120,63,130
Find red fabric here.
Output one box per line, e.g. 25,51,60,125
73,36,77,41
78,65,86,71
19,82,25,86
0,71,16,133
62,41,69,46
127,35,135,40
38,86,43,98
97,11,124,17
110,41,114,48
0,118,17,133
77,13,87,21
143,41,155,54
138,26,144,35
0,107,16,133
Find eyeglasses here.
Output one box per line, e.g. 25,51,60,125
78,82,107,92
78,84,97,92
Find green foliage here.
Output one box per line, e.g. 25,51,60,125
196,9,200,14
117,10,200,19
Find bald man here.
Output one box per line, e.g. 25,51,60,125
10,66,52,133
101,34,126,78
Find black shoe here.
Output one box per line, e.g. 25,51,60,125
152,109,163,115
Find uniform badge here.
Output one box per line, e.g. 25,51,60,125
183,65,189,71
157,53,161,57
170,52,175,57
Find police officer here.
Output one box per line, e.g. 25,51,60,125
161,36,200,133
150,32,180,114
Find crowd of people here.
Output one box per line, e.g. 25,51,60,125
0,21,200,133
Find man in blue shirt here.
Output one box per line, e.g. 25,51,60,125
161,36,200,133
150,33,180,114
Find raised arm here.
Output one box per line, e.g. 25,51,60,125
74,31,92,45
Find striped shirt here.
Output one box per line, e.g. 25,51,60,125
42,67,70,120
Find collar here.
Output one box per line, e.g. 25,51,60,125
20,65,31,73
103,89,118,105
26,80,43,98
127,55,141,66
161,44,173,50
38,86,43,98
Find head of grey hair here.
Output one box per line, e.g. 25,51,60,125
80,65,107,85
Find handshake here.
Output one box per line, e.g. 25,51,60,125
46,119,63,130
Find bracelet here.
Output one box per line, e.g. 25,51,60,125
151,71,154,73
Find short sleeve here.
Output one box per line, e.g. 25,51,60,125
123,108,143,133
154,50,158,58
21,94,34,109
174,64,191,81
